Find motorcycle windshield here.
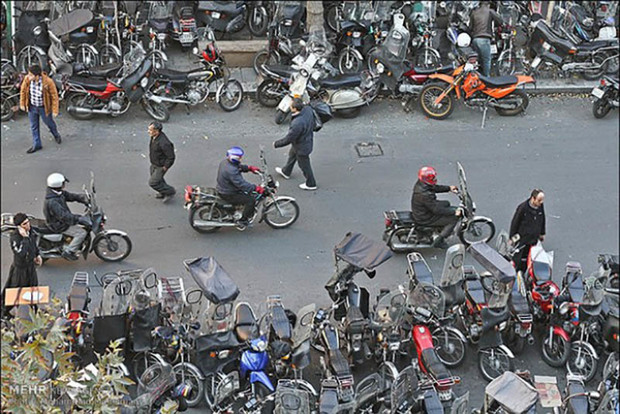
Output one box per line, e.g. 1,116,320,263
372,291,407,327
47,9,94,37
530,242,554,271
333,232,393,271
468,242,515,308
581,269,608,307
408,282,446,318
440,244,466,286
183,257,240,304
457,161,475,215
391,366,418,409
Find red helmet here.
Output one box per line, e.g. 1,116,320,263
202,43,219,63
418,166,437,185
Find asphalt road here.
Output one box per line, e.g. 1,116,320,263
1,93,618,411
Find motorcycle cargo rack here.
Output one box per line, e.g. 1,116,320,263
67,271,90,313
407,252,434,286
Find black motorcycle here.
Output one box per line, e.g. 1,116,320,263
1,172,132,263
246,0,271,37
197,1,247,39
591,75,619,119
170,1,199,50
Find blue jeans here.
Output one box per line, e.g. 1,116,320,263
472,37,492,77
28,106,59,149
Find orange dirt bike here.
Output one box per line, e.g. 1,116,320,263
419,51,535,127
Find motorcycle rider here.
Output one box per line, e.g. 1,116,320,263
216,147,263,227
43,173,90,261
411,166,461,249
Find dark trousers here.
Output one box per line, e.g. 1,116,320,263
28,106,60,149
149,165,175,196
220,193,256,221
282,148,316,187
514,244,534,274
429,214,459,238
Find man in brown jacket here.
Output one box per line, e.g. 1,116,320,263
19,65,62,154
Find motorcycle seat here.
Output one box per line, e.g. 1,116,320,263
478,74,519,88
393,210,415,224
198,1,244,17
577,39,618,51
413,64,455,75
346,305,367,334
421,348,451,380
328,349,351,378
148,18,170,32
509,289,530,314
414,261,434,285
320,73,362,89
442,283,466,308
271,305,293,340
156,68,190,83
567,382,589,413
466,280,486,305
67,75,109,91
80,62,123,78
532,261,552,281
263,64,295,78
481,307,509,332
234,302,258,342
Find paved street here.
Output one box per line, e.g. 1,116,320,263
1,94,618,410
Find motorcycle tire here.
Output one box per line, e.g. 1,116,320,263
217,79,244,112
337,106,362,119
325,5,339,33
247,7,269,37
567,342,598,383
606,53,619,75
495,89,529,116
432,328,467,367
338,48,363,74
496,50,517,76
458,218,496,246
17,47,47,73
541,331,571,367
173,362,204,407
98,44,122,65
593,98,612,119
275,109,288,124
582,54,608,81
151,84,179,111
141,98,170,122
413,47,441,69
253,50,272,75
74,44,99,68
478,347,514,382
66,93,95,120
419,82,454,120
189,205,223,233
93,233,132,262
366,46,381,74
204,372,228,410
1,60,17,82
1,93,16,122
257,79,287,108
264,198,300,229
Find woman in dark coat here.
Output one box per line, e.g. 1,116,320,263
1,213,41,316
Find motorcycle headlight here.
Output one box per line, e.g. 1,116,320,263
376,63,385,74
157,33,167,40
140,77,149,88
33,26,43,36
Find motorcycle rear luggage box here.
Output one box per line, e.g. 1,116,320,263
468,242,515,282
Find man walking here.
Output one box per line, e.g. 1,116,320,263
509,189,546,273
19,65,62,154
273,98,317,191
148,121,176,202
469,1,504,77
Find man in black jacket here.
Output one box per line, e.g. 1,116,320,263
411,166,461,249
509,189,546,272
43,173,90,261
148,121,176,202
273,98,317,191
469,1,504,76
216,146,263,227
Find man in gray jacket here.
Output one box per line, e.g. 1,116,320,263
469,1,504,76
273,98,317,191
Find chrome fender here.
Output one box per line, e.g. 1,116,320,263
90,229,129,251
499,344,515,359
80,44,100,56
444,326,468,344
19,45,47,58
571,340,599,360
329,88,365,109
100,43,122,58
173,361,205,380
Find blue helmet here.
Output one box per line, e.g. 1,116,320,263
226,146,244,162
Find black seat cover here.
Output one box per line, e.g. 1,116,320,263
509,283,530,314
414,64,455,75
478,74,519,88
264,64,295,78
320,73,362,89
156,68,190,83
567,382,589,413
442,283,466,308
467,280,486,306
83,62,122,78
577,39,617,51
271,305,292,340
68,75,109,91
198,1,244,17
533,261,552,281
394,211,414,223
235,303,258,342
481,307,509,332
413,260,434,285
328,349,351,377
421,348,451,380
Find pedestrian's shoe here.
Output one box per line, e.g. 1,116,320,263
54,134,62,144
431,235,449,249
299,183,317,191
155,193,165,199
236,218,251,231
62,251,79,261
26,146,42,154
275,167,290,180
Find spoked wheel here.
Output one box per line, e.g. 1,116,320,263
247,7,269,37
602,352,619,382
173,363,205,407
459,218,495,245
582,53,608,81
141,98,170,122
606,53,619,75
67,93,96,120
432,328,467,367
541,331,571,367
17,47,46,73
378,361,399,389
338,48,363,74
414,48,441,69
204,372,229,410
189,205,224,233
93,233,132,262
593,98,612,119
567,342,598,383
478,347,513,381
98,45,122,65
1,92,16,122
496,51,517,76
495,89,529,116
264,198,300,229
253,50,279,75
151,84,180,111
217,79,244,112
419,82,454,120
256,79,287,108
74,45,99,68
131,352,161,381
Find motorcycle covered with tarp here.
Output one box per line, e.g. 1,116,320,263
474,371,538,414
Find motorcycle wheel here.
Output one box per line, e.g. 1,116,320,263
264,198,300,229
1,93,15,122
93,233,132,262
366,46,381,74
419,82,454,120
414,47,441,69
217,79,244,112
253,50,279,75
432,328,467,367
338,106,362,118
478,347,513,382
458,218,495,245
338,48,363,74
74,45,99,68
606,54,619,75
151,84,180,111
141,98,170,122
257,79,286,108
567,342,598,383
602,352,618,382
495,89,529,116
17,47,46,73
67,93,96,120
582,54,608,81
541,331,571,367
379,361,399,389
173,362,204,407
189,205,223,233
275,109,288,124
247,7,269,37
496,50,517,76
325,5,339,33
204,372,229,410
593,98,612,119
98,44,121,65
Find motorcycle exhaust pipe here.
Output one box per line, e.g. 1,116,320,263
147,94,189,105
192,219,238,228
67,106,113,115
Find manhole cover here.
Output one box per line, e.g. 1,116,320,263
355,142,383,157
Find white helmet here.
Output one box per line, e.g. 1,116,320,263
457,33,472,48
47,173,66,188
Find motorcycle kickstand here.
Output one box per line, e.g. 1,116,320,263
480,105,489,129
185,104,191,115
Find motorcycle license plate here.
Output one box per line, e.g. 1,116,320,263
211,11,221,19
490,44,498,54
591,87,605,99
180,33,194,43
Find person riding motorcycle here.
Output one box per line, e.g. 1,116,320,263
216,147,263,227
410,166,462,249
43,173,90,261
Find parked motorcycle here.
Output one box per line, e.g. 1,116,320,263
1,172,132,263
273,1,306,39
1,60,23,122
473,371,538,414
256,64,295,108
246,0,271,37
383,161,495,252
591,75,619,119
143,1,173,70
170,1,199,50
184,149,299,232
197,0,247,39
